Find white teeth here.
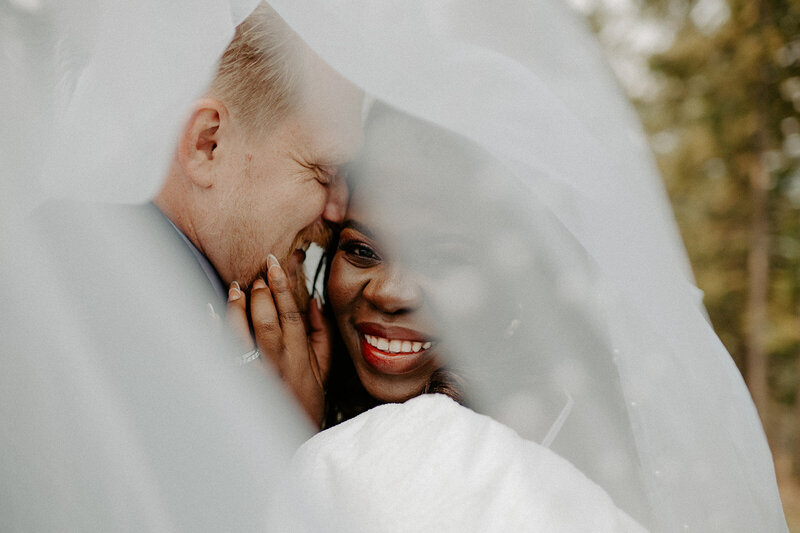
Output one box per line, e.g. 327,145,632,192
364,334,432,354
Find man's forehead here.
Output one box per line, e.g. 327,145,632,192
302,109,364,167
262,108,362,170
297,53,365,164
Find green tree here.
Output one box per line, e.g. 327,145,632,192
635,0,800,455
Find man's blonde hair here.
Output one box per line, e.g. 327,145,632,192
208,2,305,134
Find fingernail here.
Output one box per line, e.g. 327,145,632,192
266,254,285,286
207,302,220,320
314,293,323,310
228,281,241,301
268,263,286,287
252,278,267,290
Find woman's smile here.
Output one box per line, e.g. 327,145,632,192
362,335,432,354
356,322,436,375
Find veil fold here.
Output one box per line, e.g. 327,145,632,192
0,0,786,530
266,4,784,526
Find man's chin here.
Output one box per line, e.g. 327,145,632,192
248,256,310,313
287,221,334,307
286,248,311,311
296,220,335,252
247,222,332,310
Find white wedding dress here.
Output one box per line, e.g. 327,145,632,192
293,394,646,533
0,0,787,531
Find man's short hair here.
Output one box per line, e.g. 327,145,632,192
208,2,304,134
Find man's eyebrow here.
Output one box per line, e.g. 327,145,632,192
341,219,376,240
316,148,351,168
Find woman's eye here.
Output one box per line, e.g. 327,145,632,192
339,240,381,266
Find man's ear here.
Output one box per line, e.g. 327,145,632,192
177,98,229,189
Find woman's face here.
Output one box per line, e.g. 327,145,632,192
327,195,442,403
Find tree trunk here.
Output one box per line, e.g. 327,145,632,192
746,159,770,420
794,299,800,476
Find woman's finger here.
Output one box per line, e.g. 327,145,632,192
249,276,283,365
226,281,254,351
308,297,333,387
265,255,308,356
262,255,326,426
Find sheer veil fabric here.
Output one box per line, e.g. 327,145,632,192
1,0,787,531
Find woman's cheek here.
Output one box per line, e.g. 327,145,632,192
328,258,365,335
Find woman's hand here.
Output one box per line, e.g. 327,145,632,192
227,254,332,428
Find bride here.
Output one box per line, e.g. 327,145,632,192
236,100,647,530
1,0,787,531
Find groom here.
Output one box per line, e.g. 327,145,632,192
14,4,361,528
34,1,361,424
152,3,362,425
155,2,362,305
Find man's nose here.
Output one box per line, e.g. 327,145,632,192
363,264,423,314
322,175,349,224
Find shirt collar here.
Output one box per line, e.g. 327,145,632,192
164,217,227,304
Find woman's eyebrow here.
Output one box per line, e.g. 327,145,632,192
342,219,376,240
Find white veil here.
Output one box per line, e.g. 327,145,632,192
1,0,786,531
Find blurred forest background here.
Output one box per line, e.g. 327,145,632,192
570,0,800,527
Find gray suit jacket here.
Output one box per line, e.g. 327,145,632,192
3,200,309,531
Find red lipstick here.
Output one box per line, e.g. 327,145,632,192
356,322,435,375
356,322,433,342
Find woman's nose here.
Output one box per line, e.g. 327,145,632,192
363,264,423,314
